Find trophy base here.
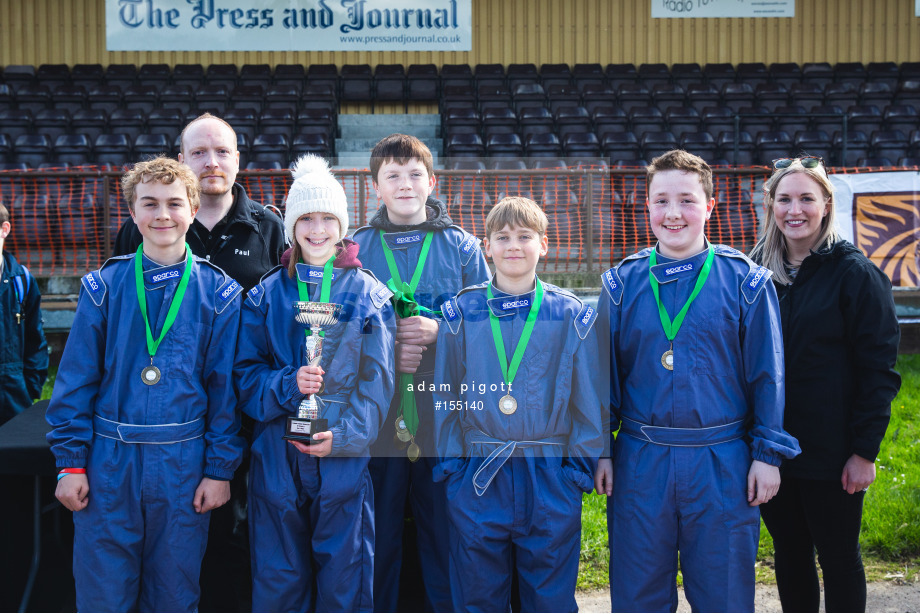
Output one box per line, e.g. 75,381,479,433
283,417,328,444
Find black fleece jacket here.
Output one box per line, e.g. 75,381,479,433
768,240,900,480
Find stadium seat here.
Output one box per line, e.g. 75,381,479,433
832,129,869,166
894,79,920,108
869,129,909,162
51,85,88,114
604,63,637,90
446,133,485,157
0,109,34,142
754,83,790,112
700,105,736,136
882,104,919,132
846,104,884,133
0,85,12,111
665,106,701,139
563,132,601,157
406,64,439,103
788,82,824,109
671,63,703,89
686,83,722,114
230,85,265,113
824,82,859,109
486,133,524,157
71,64,105,90
738,106,774,139
720,83,755,114
172,64,205,89
629,106,667,136
205,64,239,90
259,108,296,136
774,105,810,137
133,133,171,159
638,63,672,88
580,84,616,114
251,134,290,166
855,156,893,167
306,64,339,92
768,63,803,88
147,108,184,142
858,82,894,107
651,83,686,109
291,133,331,158
474,63,506,88
554,105,592,140
755,130,794,161
833,62,867,86
195,84,230,115
810,104,846,135
340,64,374,103
109,108,146,144
33,108,71,143
137,63,171,88
240,64,273,88
14,134,52,168
2,65,36,92
602,131,641,161
103,64,137,92
507,63,540,90
15,84,53,114
524,132,562,157
640,131,679,161
792,130,833,162
223,108,258,143
374,64,406,104
546,84,582,113
440,64,473,89
592,105,629,135
679,132,718,163
801,62,834,88
123,84,159,115
717,130,755,166
0,134,11,162
702,63,736,89
617,83,652,109
71,108,107,145
736,62,770,86
540,63,572,89
94,133,132,166
87,84,123,114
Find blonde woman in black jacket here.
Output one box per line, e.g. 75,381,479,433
749,156,901,613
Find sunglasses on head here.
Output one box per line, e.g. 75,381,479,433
773,156,824,170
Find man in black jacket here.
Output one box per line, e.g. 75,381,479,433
113,113,285,291
113,113,285,613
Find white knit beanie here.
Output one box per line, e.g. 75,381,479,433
284,154,349,243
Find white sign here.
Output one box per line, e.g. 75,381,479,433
916,0,920,17
106,0,471,51
652,0,794,18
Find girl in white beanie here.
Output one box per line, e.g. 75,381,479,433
235,155,397,611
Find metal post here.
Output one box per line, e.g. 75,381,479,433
733,114,741,165
584,171,596,274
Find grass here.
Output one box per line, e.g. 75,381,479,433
578,354,920,590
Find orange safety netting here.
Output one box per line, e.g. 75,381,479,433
0,164,901,279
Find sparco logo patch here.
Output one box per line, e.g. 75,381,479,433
395,234,422,244
221,281,240,300
582,307,594,325
443,300,458,320
664,263,693,276
604,270,618,289
83,273,99,292
152,270,181,283
749,267,767,288
461,236,477,253
501,300,529,309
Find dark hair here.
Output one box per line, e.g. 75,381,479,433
369,134,434,182
646,149,713,201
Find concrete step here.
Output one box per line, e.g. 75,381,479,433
334,151,441,169
337,114,441,141
336,137,442,153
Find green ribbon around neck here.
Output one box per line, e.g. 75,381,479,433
296,257,334,337
648,246,715,344
379,230,438,437
134,244,193,362
486,279,545,394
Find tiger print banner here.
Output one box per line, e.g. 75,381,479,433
830,171,920,287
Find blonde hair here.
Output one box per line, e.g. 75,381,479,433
485,196,548,238
121,156,200,213
749,161,840,285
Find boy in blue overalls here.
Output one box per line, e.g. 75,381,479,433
595,150,800,612
0,201,48,425
433,196,603,612
46,157,245,612
352,134,490,612
235,154,396,612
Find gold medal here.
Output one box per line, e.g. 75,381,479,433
395,416,411,442
141,364,161,385
499,394,518,415
407,440,420,462
661,349,674,371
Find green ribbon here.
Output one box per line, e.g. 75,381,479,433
134,243,193,363
648,245,715,345
379,231,438,437
296,257,334,337
486,279,545,394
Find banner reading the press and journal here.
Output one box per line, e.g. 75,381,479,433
831,171,920,287
106,0,471,51
652,0,794,18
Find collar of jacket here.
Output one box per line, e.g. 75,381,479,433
218,183,262,232
369,196,454,232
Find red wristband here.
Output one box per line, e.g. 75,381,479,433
58,468,87,474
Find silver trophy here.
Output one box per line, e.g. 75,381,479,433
284,301,343,444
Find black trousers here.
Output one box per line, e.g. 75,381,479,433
760,475,867,613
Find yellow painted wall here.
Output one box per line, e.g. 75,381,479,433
1,0,919,67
